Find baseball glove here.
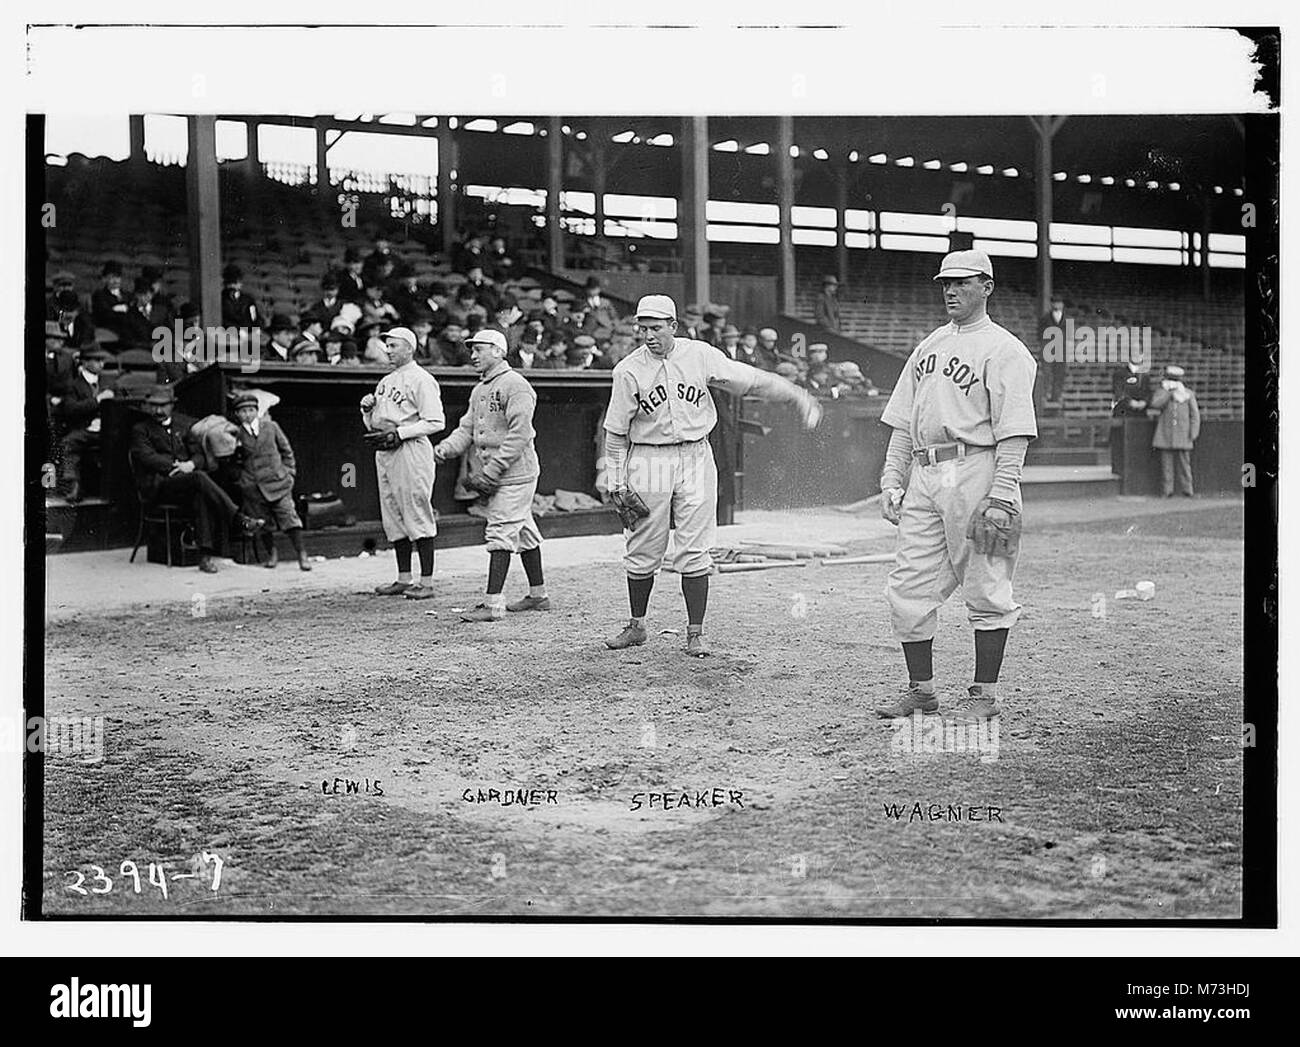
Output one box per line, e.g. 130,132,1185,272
363,428,401,451
609,487,651,530
966,497,1021,556
464,471,500,498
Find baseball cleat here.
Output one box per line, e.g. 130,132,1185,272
605,620,647,649
684,630,711,657
374,580,414,596
506,595,551,613
460,603,504,622
875,686,940,718
263,545,279,568
403,585,437,600
958,686,1001,720
298,553,313,572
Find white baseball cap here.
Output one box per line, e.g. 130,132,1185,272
466,329,508,353
933,249,994,281
382,326,417,351
635,294,677,320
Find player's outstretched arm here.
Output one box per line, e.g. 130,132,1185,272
742,367,823,429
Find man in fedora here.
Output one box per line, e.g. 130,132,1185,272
51,344,117,503
129,385,262,573
815,274,842,333
220,264,263,330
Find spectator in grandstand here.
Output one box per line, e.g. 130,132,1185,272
47,270,79,319
141,265,175,328
291,339,323,365
490,296,525,355
527,293,558,339
361,283,401,329
567,334,601,370
329,302,362,339
421,281,452,335
51,290,95,349
358,321,390,365
453,232,488,273
815,274,842,333
573,277,620,345
319,330,344,365
806,341,831,372
91,261,129,338
312,274,345,326
534,332,570,370
434,322,472,366
120,277,162,351
702,304,730,347
718,324,744,361
45,323,78,392
295,310,325,355
485,236,514,282
51,345,116,503
156,302,206,385
508,326,544,370
231,391,311,571
756,327,781,370
679,303,706,341
265,314,299,364
410,311,439,364
334,338,362,367
362,236,400,287
1150,364,1200,498
775,361,801,384
446,282,480,329
336,248,367,303
602,327,638,369
389,271,424,321
735,330,764,368
834,360,878,397
220,265,263,330
463,263,500,313
129,385,263,574
1036,295,1069,409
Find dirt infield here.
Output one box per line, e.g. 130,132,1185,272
40,497,1244,919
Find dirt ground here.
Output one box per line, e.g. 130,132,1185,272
39,497,1244,919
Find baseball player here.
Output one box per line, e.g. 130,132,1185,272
875,249,1037,721
603,294,823,657
360,326,446,599
432,329,549,622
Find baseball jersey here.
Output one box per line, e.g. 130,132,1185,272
604,338,763,444
435,361,540,484
881,314,1038,447
366,360,446,442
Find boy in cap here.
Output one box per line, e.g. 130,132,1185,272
602,294,822,656
433,329,549,620
129,385,263,573
360,327,446,598
231,391,312,569
220,265,263,329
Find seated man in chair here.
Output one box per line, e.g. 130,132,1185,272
129,385,262,573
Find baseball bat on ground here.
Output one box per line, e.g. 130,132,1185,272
820,553,895,566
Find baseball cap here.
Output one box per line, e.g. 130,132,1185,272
635,294,677,320
382,327,418,352
933,249,994,281
466,329,508,354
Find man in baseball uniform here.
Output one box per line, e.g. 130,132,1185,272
603,294,823,657
876,249,1037,721
360,326,446,599
433,329,549,622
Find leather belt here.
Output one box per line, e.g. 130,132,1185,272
912,442,991,466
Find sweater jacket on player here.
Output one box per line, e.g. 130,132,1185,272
436,361,539,485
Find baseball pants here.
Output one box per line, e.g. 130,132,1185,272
624,439,716,577
886,447,1022,642
376,438,439,542
483,478,542,553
